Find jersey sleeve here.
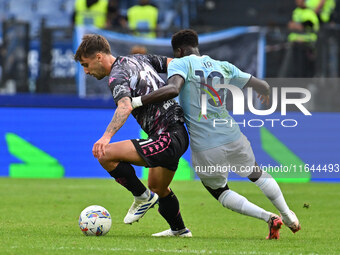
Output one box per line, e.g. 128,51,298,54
108,71,132,105
167,58,187,80
224,61,251,89
145,54,168,73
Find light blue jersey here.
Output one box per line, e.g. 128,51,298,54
167,55,251,152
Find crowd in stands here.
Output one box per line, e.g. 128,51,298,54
0,0,203,38
0,0,336,40
0,0,338,94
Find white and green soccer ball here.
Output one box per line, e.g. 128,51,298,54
78,205,112,236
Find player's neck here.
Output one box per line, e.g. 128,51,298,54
184,47,200,57
104,55,116,75
109,55,116,66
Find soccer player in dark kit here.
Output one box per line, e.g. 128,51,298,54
74,34,191,237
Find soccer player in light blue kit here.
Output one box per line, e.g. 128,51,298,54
132,29,301,239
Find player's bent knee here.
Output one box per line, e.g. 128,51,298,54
98,157,119,172
97,155,111,167
147,184,159,195
247,163,263,182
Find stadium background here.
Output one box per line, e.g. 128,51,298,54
0,0,339,183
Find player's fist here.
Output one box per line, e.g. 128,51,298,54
92,136,111,159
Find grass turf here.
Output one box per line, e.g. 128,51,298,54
1,178,339,255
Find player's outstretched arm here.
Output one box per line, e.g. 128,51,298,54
245,76,271,105
131,75,185,109
92,97,133,158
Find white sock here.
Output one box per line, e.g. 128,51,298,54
135,189,150,200
218,190,271,222
254,171,291,218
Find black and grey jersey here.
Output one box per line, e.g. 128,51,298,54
108,54,184,136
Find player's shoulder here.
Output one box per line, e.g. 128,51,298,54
111,55,132,70
129,53,164,61
191,55,226,68
201,55,227,65
169,55,193,67
168,57,183,68
117,54,148,66
112,55,145,75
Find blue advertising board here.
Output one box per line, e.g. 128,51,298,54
0,101,339,181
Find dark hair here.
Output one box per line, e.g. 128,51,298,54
74,34,111,62
171,29,199,50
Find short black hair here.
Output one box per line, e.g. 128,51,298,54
171,29,199,50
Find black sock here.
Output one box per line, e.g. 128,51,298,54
158,190,186,231
108,162,146,196
248,165,263,182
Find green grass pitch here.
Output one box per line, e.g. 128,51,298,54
1,178,339,255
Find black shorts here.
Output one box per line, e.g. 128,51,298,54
131,124,189,171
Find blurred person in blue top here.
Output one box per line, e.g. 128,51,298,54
131,29,301,239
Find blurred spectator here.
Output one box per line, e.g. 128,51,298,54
73,0,109,28
106,0,128,31
127,0,158,38
305,0,336,24
280,0,320,77
156,0,177,34
130,45,148,54
288,0,320,43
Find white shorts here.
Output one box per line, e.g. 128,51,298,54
191,134,256,189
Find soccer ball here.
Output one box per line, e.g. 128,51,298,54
78,205,112,236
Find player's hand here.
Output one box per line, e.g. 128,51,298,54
92,136,111,159
257,94,270,105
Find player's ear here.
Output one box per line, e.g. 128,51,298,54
96,52,102,61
